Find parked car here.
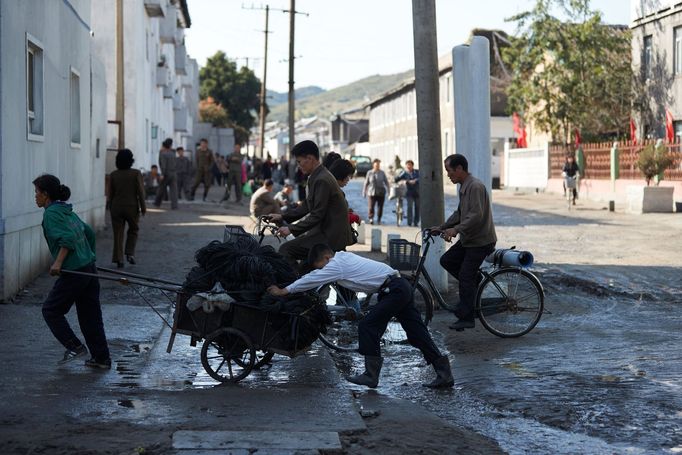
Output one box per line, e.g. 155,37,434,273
351,155,372,176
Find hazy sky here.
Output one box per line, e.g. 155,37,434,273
185,0,630,93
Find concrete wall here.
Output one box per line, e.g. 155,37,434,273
91,0,197,173
0,0,107,300
631,4,682,135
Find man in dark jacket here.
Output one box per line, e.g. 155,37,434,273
395,159,420,226
269,140,354,267
154,138,178,209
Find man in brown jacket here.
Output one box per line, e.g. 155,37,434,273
190,139,214,201
432,154,497,331
269,140,353,267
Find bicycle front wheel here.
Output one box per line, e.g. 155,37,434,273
476,268,544,338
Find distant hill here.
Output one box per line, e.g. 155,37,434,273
266,86,325,106
266,70,414,122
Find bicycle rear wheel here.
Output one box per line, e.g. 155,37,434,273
476,268,544,338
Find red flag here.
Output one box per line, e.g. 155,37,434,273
630,118,637,145
666,109,675,143
513,113,528,147
574,128,581,147
519,128,528,148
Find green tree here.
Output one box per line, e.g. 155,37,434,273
503,0,632,143
199,51,262,137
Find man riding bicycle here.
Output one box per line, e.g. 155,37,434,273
431,154,497,331
268,140,353,270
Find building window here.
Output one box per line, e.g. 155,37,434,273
26,34,44,140
70,68,81,146
446,75,451,103
673,27,682,75
444,131,449,154
674,121,682,139
643,35,652,77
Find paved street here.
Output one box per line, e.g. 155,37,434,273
1,181,681,454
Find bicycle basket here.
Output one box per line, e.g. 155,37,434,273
223,225,248,243
388,239,421,271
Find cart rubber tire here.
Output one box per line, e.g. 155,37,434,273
201,327,255,383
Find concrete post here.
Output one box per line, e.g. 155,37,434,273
371,229,381,252
453,37,492,194
610,141,619,194
356,223,366,245
412,0,446,293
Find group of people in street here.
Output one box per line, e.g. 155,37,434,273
362,158,420,226
34,134,497,391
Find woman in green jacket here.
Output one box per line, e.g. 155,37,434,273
33,174,111,369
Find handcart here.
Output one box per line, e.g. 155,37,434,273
64,232,328,384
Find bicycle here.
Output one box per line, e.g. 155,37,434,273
392,230,544,338
390,184,406,226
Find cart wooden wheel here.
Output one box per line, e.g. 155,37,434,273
200,328,255,383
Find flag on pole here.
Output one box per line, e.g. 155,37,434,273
630,118,637,145
512,113,528,148
574,128,581,147
666,109,675,143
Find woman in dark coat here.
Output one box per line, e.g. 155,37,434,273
107,149,146,268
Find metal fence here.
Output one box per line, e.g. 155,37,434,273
549,140,682,181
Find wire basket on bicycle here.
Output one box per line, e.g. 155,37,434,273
388,239,421,271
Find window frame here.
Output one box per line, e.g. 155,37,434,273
26,33,44,142
69,66,81,148
675,27,682,75
643,34,653,78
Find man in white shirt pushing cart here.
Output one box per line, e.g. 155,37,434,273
267,244,454,389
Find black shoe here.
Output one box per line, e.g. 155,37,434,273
58,345,88,365
116,261,124,269
449,319,475,331
126,255,136,265
85,357,112,369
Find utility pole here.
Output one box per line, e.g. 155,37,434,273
259,6,270,159
116,0,125,148
282,0,308,158
412,0,447,293
287,0,296,155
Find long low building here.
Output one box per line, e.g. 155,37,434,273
367,29,513,183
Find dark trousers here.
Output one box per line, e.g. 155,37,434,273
176,172,191,200
110,205,139,263
42,263,110,361
440,241,495,321
368,195,385,223
154,174,178,209
222,172,242,202
406,195,420,226
191,169,212,199
278,231,329,271
358,277,442,363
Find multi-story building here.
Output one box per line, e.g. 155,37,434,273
367,30,513,181
0,0,108,300
92,0,199,172
631,0,682,138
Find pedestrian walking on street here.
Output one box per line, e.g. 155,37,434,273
222,143,244,203
190,139,214,201
395,159,420,226
431,154,497,331
143,165,161,200
154,138,178,209
175,147,193,200
33,174,111,369
107,149,146,268
267,244,453,389
363,159,389,225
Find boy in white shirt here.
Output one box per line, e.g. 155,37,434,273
268,244,453,388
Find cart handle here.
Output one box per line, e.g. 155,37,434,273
96,266,183,286
61,269,183,293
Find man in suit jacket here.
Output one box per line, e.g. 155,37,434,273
269,140,353,267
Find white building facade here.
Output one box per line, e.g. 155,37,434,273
0,0,108,300
91,0,198,172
